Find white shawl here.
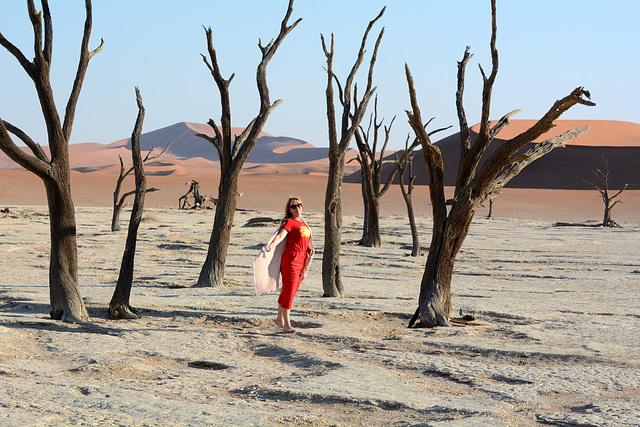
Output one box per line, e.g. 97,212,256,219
253,221,312,296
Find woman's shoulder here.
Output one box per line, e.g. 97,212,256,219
282,218,297,227
283,218,304,228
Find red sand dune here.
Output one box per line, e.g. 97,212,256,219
345,120,640,190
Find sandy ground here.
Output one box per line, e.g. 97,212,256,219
0,201,639,426
1,168,639,222
1,170,640,426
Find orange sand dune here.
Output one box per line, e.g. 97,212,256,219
347,120,640,190
473,119,640,147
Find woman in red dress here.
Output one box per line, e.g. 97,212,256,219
265,197,314,333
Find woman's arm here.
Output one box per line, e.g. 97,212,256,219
307,235,315,256
265,228,288,252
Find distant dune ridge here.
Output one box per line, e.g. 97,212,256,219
0,119,638,193
345,119,640,190
0,121,361,176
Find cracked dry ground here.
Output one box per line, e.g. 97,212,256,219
3,296,638,426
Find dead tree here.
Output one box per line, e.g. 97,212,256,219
111,144,166,231
353,97,396,247
320,8,385,297
584,155,633,227
178,180,201,209
109,88,147,320
405,0,595,327
486,199,493,218
353,97,448,247
0,0,103,322
395,136,420,257
194,1,300,288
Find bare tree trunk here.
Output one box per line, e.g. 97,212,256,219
361,185,370,243
356,124,382,248
603,207,611,226
353,103,385,248
405,0,595,327
112,145,166,232
356,162,370,243
109,88,146,320
416,202,475,326
396,148,420,257
362,198,381,247
45,179,88,322
321,7,385,296
354,99,447,248
197,171,239,287
0,0,102,323
194,1,300,287
406,202,420,257
111,167,126,231
322,151,345,297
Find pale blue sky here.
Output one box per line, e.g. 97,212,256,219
1,1,638,150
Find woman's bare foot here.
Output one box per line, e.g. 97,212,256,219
275,319,295,333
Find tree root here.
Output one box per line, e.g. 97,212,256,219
408,304,451,328
108,304,141,320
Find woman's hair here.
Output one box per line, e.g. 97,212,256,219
282,196,303,222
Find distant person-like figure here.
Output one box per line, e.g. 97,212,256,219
263,197,313,333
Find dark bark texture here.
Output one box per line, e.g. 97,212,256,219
194,0,300,287
405,0,595,327
108,88,146,320
353,99,449,248
111,144,165,231
0,0,103,322
395,143,420,257
353,97,394,247
320,8,385,297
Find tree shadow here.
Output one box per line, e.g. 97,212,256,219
0,294,122,335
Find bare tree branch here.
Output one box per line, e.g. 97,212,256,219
344,23,384,150
456,46,473,154
489,109,521,139
321,34,338,152
41,0,53,64
2,120,49,163
0,120,51,179
63,0,104,142
404,63,447,221
474,87,595,197
0,27,35,77
344,7,385,104
483,126,591,202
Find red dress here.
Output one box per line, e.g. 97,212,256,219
278,219,311,310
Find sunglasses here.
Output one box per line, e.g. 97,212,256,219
289,203,303,210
